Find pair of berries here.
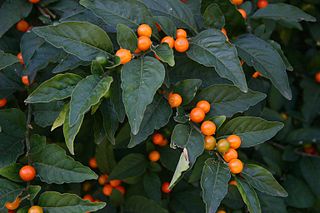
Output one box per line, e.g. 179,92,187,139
16,52,30,86
161,29,189,53
102,179,125,196
6,197,43,212
152,132,169,147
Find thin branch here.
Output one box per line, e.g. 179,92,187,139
25,104,34,206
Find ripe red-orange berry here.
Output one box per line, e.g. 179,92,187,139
196,100,211,114
115,185,126,195
19,165,36,182
174,38,189,52
115,48,132,64
315,72,320,83
168,93,183,108
149,150,160,162
229,159,244,174
161,182,171,193
83,194,95,202
138,36,152,51
161,36,175,49
223,148,238,163
28,205,43,213
176,29,187,39
29,0,41,3
5,197,21,210
257,0,269,9
137,24,152,37
200,121,216,136
227,135,242,149
152,133,164,145
89,157,98,169
17,52,24,64
98,174,109,185
238,9,247,19
22,75,30,86
0,98,7,108
102,184,113,196
190,107,205,123
110,179,122,187
16,20,30,32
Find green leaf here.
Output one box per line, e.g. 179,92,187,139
80,0,152,29
51,103,69,131
0,178,24,208
0,0,32,37
116,24,138,52
194,84,266,118
125,196,168,213
257,193,286,213
286,128,320,145
218,116,284,147
143,173,161,202
121,57,165,135
141,0,197,33
0,109,25,168
242,164,287,197
187,29,247,92
25,73,82,104
201,158,231,213
173,79,202,105
129,94,172,148
153,16,176,37
283,175,315,208
109,154,148,180
153,43,175,67
30,135,97,184
0,51,18,70
0,164,23,182
252,3,316,23
300,157,320,197
33,102,65,128
235,34,292,100
28,185,41,200
69,75,113,126
301,79,320,123
203,3,225,29
95,140,116,174
33,21,114,61
91,60,104,75
38,191,106,213
268,40,293,71
110,70,126,123
235,177,262,213
170,124,204,187
100,100,119,145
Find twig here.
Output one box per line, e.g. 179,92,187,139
25,104,34,206
268,141,320,159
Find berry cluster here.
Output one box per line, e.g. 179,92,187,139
231,0,269,19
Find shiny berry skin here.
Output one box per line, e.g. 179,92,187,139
190,107,205,123
115,185,126,195
226,135,241,149
137,24,152,37
17,52,24,64
16,20,30,32
161,36,175,49
176,29,187,38
22,75,30,86
19,165,36,182
137,36,152,51
223,148,238,163
149,150,160,162
229,159,244,174
28,205,43,213
29,0,41,3
161,182,171,193
200,121,216,136
83,194,95,202
168,93,183,108
204,136,216,151
196,100,211,114
115,48,132,64
5,197,21,210
174,38,189,52
102,184,113,196
98,174,109,185
152,133,164,145
217,139,230,153
257,0,269,9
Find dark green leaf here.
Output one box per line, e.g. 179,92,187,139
173,79,202,105
116,24,138,52
125,196,168,213
38,191,106,213
95,140,116,174
121,57,165,134
28,185,41,200
0,51,18,70
110,70,126,123
257,192,286,213
153,43,175,67
33,101,65,128
0,178,24,208
153,16,176,37
91,60,104,75
187,29,247,92
0,164,22,183
219,116,284,147
286,128,320,145
300,157,320,196
100,100,119,145
143,173,161,202
203,3,225,29
194,84,266,117
201,158,231,213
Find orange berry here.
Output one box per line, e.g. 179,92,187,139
217,210,227,213
204,136,216,151
315,72,320,83
252,71,261,78
115,48,132,64
196,100,211,114
176,29,187,38
152,133,164,145
109,179,122,187
229,180,237,186
5,197,21,210
229,159,244,174
174,37,189,53
17,52,24,64
16,20,30,32
149,150,160,162
98,174,109,185
19,165,36,182
217,139,230,153
83,194,95,202
257,0,268,9
137,24,152,37
231,0,243,5
102,184,113,196
159,138,169,147
29,0,41,3
115,185,126,195
0,98,7,108
223,148,238,162
201,121,216,136
134,48,141,54
161,36,175,49
190,107,205,123
89,157,98,169
227,135,242,149
137,36,152,51
161,182,171,193
238,9,247,19
28,205,43,213
168,93,183,108
22,75,30,86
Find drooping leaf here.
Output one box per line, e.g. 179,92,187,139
153,43,175,67
129,94,172,148
116,24,138,52
26,73,82,103
0,51,18,70
235,34,292,100
30,135,97,184
219,116,284,147
0,178,24,208
187,29,247,92
38,191,106,213
110,70,126,123
100,100,119,145
203,3,225,29
109,154,148,180
194,84,266,117
69,75,113,126
0,109,26,168
242,164,288,197
201,158,231,213
173,79,202,105
235,177,262,213
33,21,114,61
121,57,165,135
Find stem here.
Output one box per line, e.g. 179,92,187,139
269,141,320,159
25,104,34,206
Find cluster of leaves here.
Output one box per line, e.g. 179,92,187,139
0,0,319,212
